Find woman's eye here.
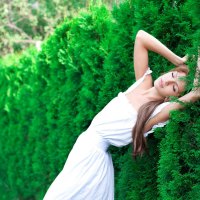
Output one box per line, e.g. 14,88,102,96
173,85,176,92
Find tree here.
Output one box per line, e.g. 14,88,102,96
0,0,88,55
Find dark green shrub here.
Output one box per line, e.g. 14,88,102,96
0,1,199,199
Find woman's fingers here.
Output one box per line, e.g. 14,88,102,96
182,54,188,63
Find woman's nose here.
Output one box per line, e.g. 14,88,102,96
165,80,175,86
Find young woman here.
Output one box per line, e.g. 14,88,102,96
43,30,199,200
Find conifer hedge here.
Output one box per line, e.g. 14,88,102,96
0,0,199,199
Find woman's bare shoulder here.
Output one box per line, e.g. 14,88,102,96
137,74,153,90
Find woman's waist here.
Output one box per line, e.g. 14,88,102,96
78,128,109,152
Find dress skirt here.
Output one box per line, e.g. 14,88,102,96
43,129,114,200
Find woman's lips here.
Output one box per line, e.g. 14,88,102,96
159,78,164,88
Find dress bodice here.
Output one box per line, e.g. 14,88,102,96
87,68,170,147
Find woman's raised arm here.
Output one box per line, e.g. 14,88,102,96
134,30,186,80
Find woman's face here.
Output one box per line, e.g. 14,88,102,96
154,71,186,97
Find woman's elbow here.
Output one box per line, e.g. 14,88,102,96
135,30,147,45
136,30,146,39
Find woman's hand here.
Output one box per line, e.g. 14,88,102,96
192,89,200,99
181,54,188,64
176,55,188,67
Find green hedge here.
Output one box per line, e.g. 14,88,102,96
0,0,199,199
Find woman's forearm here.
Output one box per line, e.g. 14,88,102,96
137,30,185,66
179,91,199,104
159,91,199,123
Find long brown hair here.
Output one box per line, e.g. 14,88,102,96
132,65,189,159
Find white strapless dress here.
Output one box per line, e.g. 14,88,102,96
43,68,169,200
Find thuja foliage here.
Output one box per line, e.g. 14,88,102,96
0,0,199,199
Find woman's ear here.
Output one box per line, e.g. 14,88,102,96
164,97,170,102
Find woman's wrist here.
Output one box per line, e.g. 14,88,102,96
190,89,200,101
176,55,188,66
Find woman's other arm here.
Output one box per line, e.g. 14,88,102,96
134,30,186,80
144,92,199,133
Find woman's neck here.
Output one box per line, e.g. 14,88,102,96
141,87,164,101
